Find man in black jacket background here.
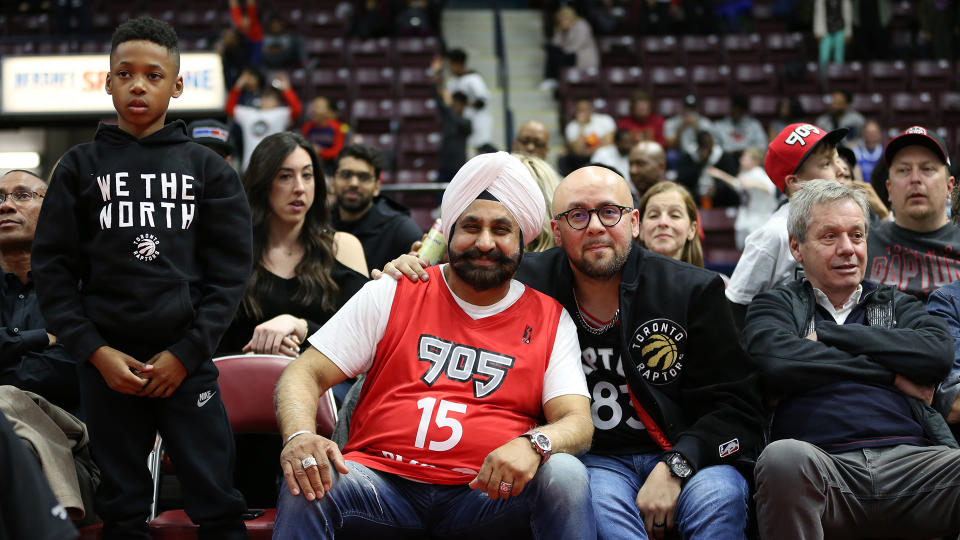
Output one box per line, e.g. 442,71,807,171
744,180,960,539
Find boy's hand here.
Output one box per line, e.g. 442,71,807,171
89,346,154,395
138,351,187,398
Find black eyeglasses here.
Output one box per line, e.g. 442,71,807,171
554,205,632,230
0,191,44,204
335,169,376,183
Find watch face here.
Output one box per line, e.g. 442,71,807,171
669,454,692,478
533,432,552,453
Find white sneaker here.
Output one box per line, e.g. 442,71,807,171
539,78,558,91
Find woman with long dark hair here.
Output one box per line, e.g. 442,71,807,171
217,131,368,357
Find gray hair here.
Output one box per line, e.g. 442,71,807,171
787,179,870,242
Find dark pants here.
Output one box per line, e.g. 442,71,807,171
0,411,78,540
544,44,576,80
79,358,247,539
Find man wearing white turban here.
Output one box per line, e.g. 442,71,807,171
271,152,596,539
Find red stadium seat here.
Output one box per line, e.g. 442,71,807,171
723,33,765,65
656,97,683,119
734,64,779,95
305,37,346,68
559,67,603,99
598,35,638,67
888,91,936,128
306,10,347,37
640,35,682,66
796,93,828,117
690,64,732,97
348,38,392,67
398,67,435,98
749,95,780,126
764,32,807,64
351,99,396,134
939,92,960,126
83,355,338,540
866,60,909,93
912,60,954,92
395,36,440,66
395,169,438,184
397,132,441,170
682,35,722,66
309,68,351,103
700,96,730,119
824,61,865,93
850,93,888,125
604,66,646,99
352,67,396,99
397,98,441,132
648,66,690,98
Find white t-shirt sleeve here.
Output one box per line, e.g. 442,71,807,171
725,227,780,305
595,114,617,137
542,308,590,404
565,120,580,143
307,277,398,378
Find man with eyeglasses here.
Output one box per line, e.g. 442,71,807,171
512,120,551,161
381,166,763,540
0,170,81,415
330,144,424,274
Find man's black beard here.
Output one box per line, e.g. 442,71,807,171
337,190,374,214
448,245,521,291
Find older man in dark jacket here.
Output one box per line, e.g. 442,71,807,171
745,180,960,540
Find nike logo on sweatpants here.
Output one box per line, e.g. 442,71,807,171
197,390,216,408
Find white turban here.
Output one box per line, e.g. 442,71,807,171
440,151,545,246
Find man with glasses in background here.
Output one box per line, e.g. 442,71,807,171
331,144,424,274
384,166,763,539
0,170,82,415
512,120,551,161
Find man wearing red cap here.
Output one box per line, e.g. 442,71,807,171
866,126,960,301
726,123,847,328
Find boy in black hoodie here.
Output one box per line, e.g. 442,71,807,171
31,17,251,539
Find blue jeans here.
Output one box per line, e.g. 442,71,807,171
581,453,749,540
273,453,595,539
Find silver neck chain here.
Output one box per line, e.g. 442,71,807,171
572,289,620,335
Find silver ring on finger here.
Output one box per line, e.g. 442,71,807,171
301,456,318,469
499,481,513,494
653,521,666,528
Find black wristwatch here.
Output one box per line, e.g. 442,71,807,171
661,452,693,482
521,431,552,465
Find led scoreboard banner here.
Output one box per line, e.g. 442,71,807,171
0,53,225,115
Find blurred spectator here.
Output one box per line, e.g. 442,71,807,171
542,6,599,90
394,0,439,37
814,0,853,73
261,12,306,69
636,0,684,35
707,148,780,250
665,94,716,158
617,91,666,147
435,88,472,184
677,130,740,208
439,50,493,152
564,97,616,172
330,144,424,273
227,0,263,71
583,0,629,35
302,97,348,176
350,0,394,39
629,140,667,199
920,0,959,60
869,160,891,215
513,153,562,252
714,94,768,155
591,129,633,183
768,96,806,142
853,0,891,60
636,181,704,267
187,119,237,165
227,71,302,171
512,120,551,160
816,90,866,142
838,144,891,222
853,119,884,183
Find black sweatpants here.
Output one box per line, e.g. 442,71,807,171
79,357,247,539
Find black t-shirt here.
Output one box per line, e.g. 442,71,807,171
866,221,960,302
217,261,368,355
577,320,659,455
